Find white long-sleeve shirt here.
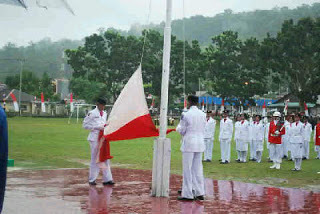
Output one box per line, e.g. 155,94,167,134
83,107,107,141
219,117,233,141
238,120,250,142
234,121,241,141
303,122,312,142
251,121,265,141
204,117,216,139
289,121,304,144
176,106,206,152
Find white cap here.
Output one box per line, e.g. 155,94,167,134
273,112,281,117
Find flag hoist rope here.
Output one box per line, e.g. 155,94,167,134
140,0,153,65
182,0,186,104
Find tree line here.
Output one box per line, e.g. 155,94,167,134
66,17,320,110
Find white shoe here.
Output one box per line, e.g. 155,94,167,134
270,164,276,169
276,163,281,170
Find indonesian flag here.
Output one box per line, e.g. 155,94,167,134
183,97,187,111
9,92,19,112
284,99,289,115
201,99,205,112
149,98,155,110
97,66,174,166
262,100,266,117
41,92,46,113
304,102,309,116
70,93,74,113
220,98,225,113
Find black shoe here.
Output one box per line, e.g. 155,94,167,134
220,161,225,164
89,181,97,186
225,161,229,164
316,157,320,159
252,158,257,161
283,155,288,159
291,168,297,171
207,159,212,162
302,157,307,160
103,181,115,186
177,196,194,201
178,190,182,194
235,159,240,162
268,160,273,163
195,195,205,201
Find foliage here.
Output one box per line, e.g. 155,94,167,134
5,71,57,100
262,17,320,110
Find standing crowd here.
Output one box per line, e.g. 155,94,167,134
176,95,320,201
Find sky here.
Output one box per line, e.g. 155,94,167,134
0,0,319,47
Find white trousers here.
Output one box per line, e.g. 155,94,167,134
240,151,247,162
256,151,263,163
204,138,213,160
249,140,256,159
220,139,231,162
182,152,205,199
303,140,310,159
282,138,289,157
89,140,113,182
269,144,282,164
315,145,320,158
294,158,302,170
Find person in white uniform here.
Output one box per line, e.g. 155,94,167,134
281,115,290,159
290,113,304,171
302,116,312,160
248,116,255,161
176,95,206,201
219,110,233,164
264,116,273,162
251,115,265,163
314,117,320,159
83,98,114,186
238,113,250,163
234,114,241,162
203,110,216,162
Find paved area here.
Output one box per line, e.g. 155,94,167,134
2,168,320,213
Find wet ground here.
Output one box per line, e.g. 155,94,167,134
3,168,320,214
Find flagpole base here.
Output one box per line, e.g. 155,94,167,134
151,138,171,197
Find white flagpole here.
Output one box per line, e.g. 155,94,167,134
152,0,172,197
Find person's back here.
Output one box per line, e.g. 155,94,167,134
178,106,206,152
0,106,8,213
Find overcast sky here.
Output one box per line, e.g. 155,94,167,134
0,0,319,47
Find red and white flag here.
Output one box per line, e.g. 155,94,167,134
41,92,46,113
201,99,205,112
220,98,225,113
284,99,289,115
183,96,187,111
9,92,19,112
70,93,74,113
97,66,174,166
304,102,309,116
262,100,266,117
149,98,155,110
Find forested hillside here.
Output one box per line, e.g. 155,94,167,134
128,3,320,45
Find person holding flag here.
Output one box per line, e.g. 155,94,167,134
176,95,206,201
83,98,114,186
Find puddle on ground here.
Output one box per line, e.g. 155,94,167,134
3,168,320,214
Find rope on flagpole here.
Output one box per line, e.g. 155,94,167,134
182,0,186,101
140,0,153,65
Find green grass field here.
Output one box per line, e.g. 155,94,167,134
8,117,320,189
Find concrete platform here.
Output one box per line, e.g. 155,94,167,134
2,168,320,213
